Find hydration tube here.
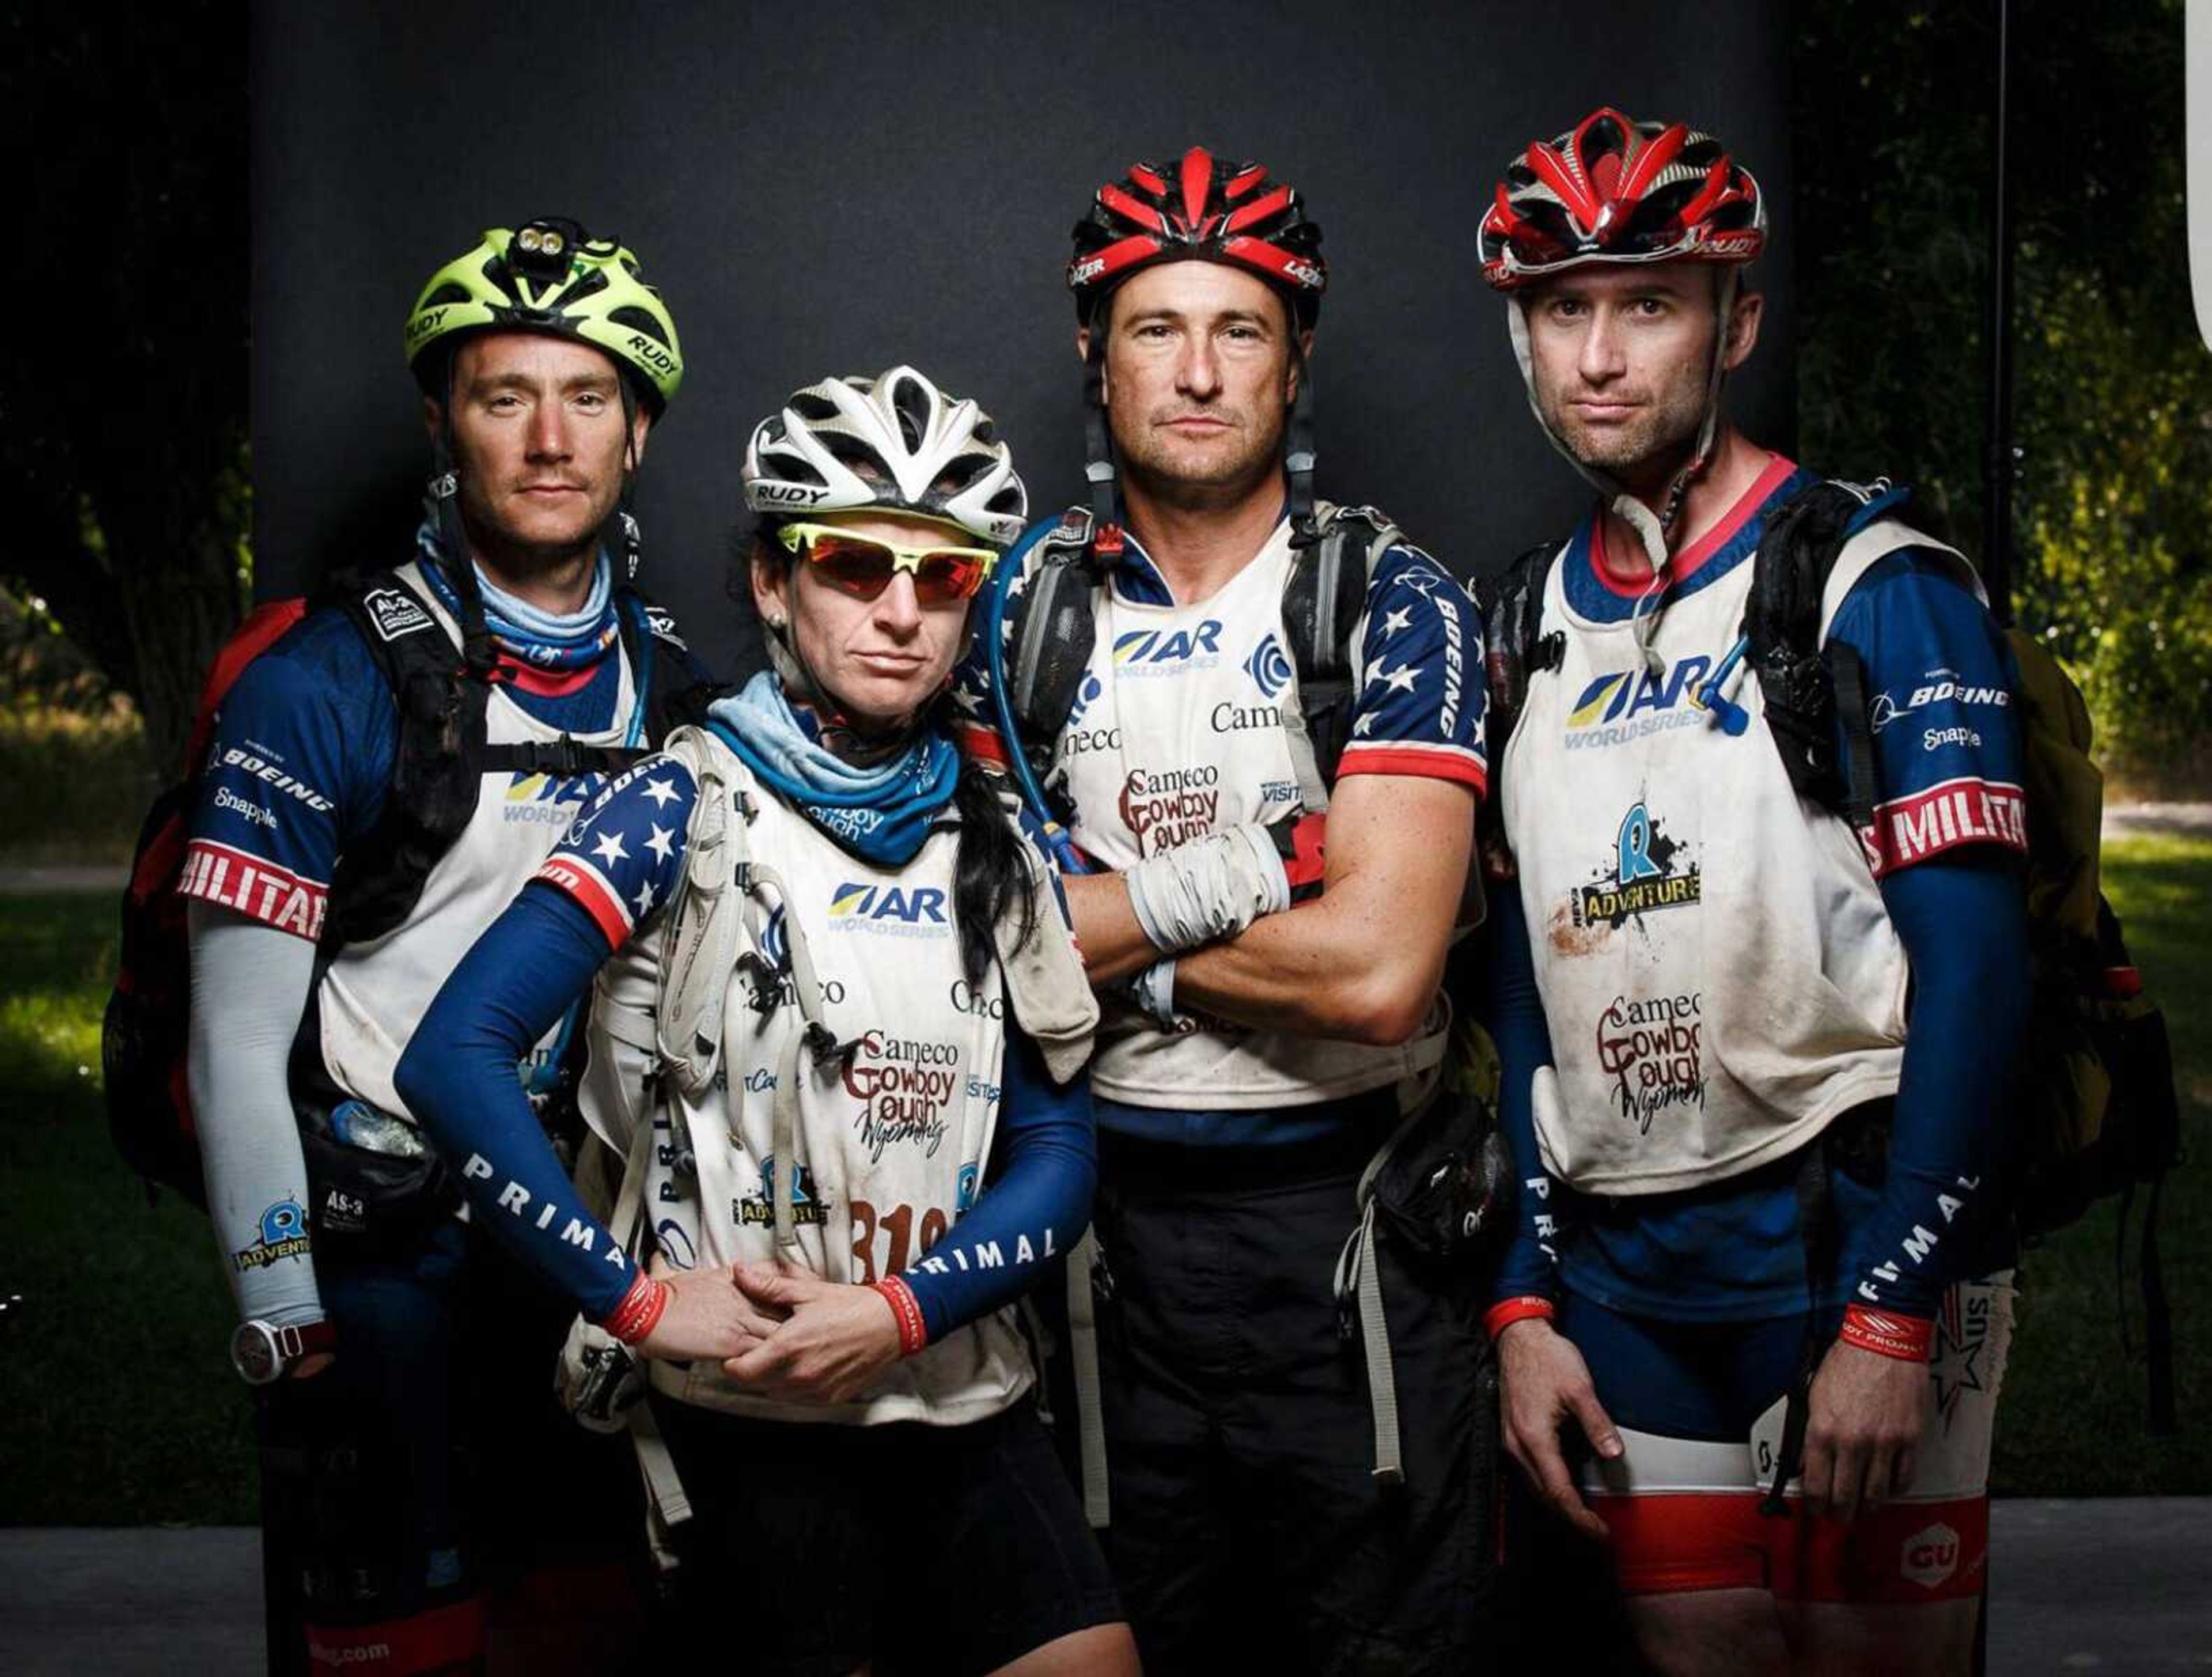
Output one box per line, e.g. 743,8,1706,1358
983,523,1093,876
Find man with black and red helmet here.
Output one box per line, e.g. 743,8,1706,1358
1474,108,2027,1674
952,148,1496,1673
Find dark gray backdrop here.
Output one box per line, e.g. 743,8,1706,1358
252,0,1793,681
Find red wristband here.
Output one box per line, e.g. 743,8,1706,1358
871,1276,928,1358
1484,1296,1558,1341
599,1271,669,1346
1839,1304,1934,1362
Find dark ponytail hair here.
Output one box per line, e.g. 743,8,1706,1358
949,750,1037,987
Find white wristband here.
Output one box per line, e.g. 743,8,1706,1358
1122,823,1291,955
1126,959,1181,1029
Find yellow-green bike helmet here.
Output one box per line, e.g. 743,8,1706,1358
403,217,683,411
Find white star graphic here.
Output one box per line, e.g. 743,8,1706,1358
645,823,675,863
641,777,680,810
632,879,657,917
1382,664,1423,694
1351,713,1378,737
1380,606,1413,639
592,830,630,866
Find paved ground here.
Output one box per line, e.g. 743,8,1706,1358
2,1501,2207,1672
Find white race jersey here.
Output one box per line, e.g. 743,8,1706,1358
588,741,1033,1427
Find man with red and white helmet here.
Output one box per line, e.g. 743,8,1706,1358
1474,108,2028,1673
952,147,1496,1673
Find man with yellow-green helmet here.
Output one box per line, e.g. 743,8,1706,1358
181,217,710,1671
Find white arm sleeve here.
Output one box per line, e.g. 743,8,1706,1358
186,900,325,1328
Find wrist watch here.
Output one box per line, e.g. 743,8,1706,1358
229,1319,338,1385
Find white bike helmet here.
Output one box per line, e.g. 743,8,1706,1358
742,365,1028,546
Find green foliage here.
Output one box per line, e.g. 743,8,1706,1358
0,705,155,865
1795,0,2211,787
0,894,252,1525
1992,830,2212,1494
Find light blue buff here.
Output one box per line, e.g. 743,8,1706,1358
705,671,960,867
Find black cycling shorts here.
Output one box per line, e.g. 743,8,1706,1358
650,1395,1123,1677
1090,1126,1503,1676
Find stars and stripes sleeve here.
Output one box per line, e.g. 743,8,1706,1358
1827,551,2028,880
1338,544,1488,796
531,754,700,949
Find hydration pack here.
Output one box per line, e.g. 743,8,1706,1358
1479,478,2183,1431
102,567,710,1208
999,502,1404,815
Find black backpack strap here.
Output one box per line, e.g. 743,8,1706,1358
1279,504,1391,801
1744,476,1914,814
617,585,718,746
1002,510,1107,817
326,570,493,948
1824,639,1881,838
1474,539,1565,768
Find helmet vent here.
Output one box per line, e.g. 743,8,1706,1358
890,376,933,453
790,391,840,422
422,282,472,308
762,446,828,488
607,305,666,342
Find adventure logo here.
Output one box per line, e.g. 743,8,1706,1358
233,1197,312,1271
828,880,949,938
1573,802,1702,929
1563,653,1722,750
736,1154,828,1228
1119,764,1221,855
843,1031,959,1163
1594,991,1705,1135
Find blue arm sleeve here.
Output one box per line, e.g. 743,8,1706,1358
396,884,637,1319
1849,851,2028,1318
900,1020,1095,1343
1483,876,1565,1303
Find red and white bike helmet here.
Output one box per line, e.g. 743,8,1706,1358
1478,107,1764,290
1480,108,1767,566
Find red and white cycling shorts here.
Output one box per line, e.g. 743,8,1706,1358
1576,1274,2014,1604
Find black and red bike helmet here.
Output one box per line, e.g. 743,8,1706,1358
1478,107,1765,292
1068,146,1327,326
1068,148,1328,539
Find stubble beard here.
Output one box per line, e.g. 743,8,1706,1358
1113,404,1287,510
1537,377,1707,494
452,461,619,584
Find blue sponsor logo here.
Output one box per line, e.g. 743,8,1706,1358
1245,631,1291,699
1065,671,1104,729
1563,654,1718,749
1112,620,1222,673
829,881,950,934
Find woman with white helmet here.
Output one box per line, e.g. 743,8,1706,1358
397,367,1136,1675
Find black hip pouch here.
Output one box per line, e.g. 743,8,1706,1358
294,1088,461,1250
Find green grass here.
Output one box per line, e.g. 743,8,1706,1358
0,892,254,1524
1,832,2207,1522
1990,830,2212,1496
